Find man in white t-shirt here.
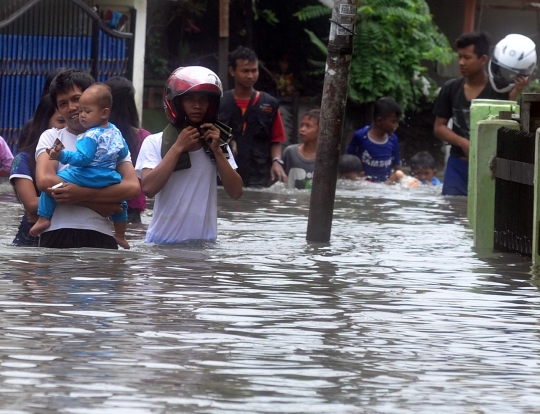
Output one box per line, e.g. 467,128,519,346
35,69,140,248
135,66,243,244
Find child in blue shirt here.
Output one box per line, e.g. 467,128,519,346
410,151,441,185
347,97,402,183
30,83,130,248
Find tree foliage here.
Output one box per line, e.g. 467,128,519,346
295,0,455,112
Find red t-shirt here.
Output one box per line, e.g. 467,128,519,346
234,92,286,143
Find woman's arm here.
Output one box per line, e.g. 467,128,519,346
12,178,39,223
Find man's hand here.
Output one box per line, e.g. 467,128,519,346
460,138,470,158
174,126,202,153
514,75,530,93
509,76,530,101
270,162,288,185
200,123,221,153
47,182,86,204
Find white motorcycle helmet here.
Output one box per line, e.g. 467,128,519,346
488,34,537,93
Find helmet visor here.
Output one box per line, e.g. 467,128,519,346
489,60,519,91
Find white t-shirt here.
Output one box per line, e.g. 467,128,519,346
36,128,132,236
135,132,237,244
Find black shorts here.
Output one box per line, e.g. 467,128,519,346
39,229,118,249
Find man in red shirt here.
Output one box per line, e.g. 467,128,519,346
218,46,288,187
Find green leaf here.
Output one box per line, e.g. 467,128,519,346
304,29,328,56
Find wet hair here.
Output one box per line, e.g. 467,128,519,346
49,68,95,108
229,46,258,69
85,83,113,110
105,76,140,162
17,94,58,188
373,97,402,120
456,31,491,58
410,151,436,170
302,108,320,123
338,154,362,174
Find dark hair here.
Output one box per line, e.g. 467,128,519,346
410,151,436,169
302,108,320,123
42,67,67,98
456,31,491,58
338,154,362,174
373,97,402,119
49,68,95,108
229,46,258,69
17,94,58,188
105,76,140,162
86,82,113,109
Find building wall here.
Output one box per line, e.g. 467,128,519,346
97,0,147,118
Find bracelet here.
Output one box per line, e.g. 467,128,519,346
272,158,284,165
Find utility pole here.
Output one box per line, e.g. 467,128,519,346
219,0,230,89
306,0,357,242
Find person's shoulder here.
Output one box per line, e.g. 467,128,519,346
258,91,279,104
283,144,299,155
221,90,235,102
11,151,30,168
145,131,163,144
354,125,371,137
138,128,152,140
441,77,465,93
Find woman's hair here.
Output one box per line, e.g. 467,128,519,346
105,76,140,162
17,94,58,186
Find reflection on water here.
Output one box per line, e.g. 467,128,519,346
0,179,539,413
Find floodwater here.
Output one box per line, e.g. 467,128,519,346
0,179,539,413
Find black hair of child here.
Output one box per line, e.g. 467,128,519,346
303,108,321,122
229,46,258,69
373,97,402,120
338,154,362,174
456,31,491,58
410,151,436,170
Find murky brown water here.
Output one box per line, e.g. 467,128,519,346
0,179,539,413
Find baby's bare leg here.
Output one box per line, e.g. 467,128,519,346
113,221,130,249
29,217,52,236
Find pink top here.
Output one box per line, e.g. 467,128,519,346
0,136,14,174
127,128,151,211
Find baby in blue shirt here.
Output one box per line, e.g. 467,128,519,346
410,151,441,186
30,83,130,248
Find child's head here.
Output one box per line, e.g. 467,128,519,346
164,66,222,127
410,151,437,183
338,154,362,180
78,83,112,130
299,109,320,145
373,97,401,134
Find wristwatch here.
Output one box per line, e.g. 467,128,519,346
272,158,284,165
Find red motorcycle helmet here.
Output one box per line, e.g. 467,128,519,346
163,66,223,126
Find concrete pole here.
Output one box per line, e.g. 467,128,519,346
306,0,357,242
219,0,230,89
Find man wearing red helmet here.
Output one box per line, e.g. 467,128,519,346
218,46,288,187
135,66,243,244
